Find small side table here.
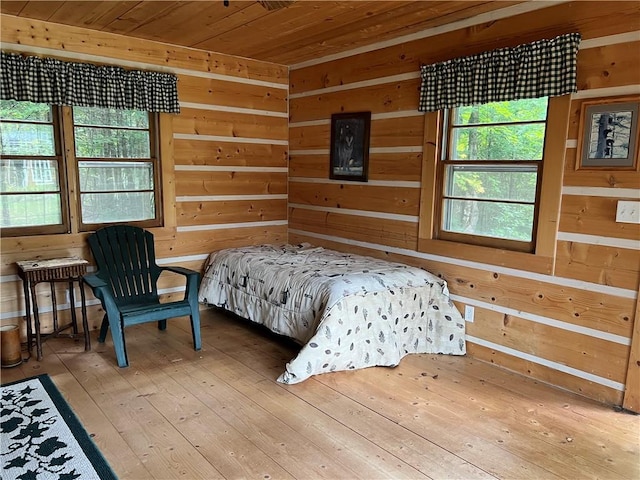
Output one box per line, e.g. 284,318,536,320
16,257,91,361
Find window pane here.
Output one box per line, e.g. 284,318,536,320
443,199,534,241
1,159,60,192
73,107,149,129
80,192,155,223
74,127,150,158
451,123,546,160
0,123,56,156
0,100,52,122
78,161,154,191
453,98,548,125
0,193,62,227
445,164,538,202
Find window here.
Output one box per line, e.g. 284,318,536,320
73,107,161,230
0,101,68,235
0,101,161,236
436,97,549,252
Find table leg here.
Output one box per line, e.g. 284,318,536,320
50,281,58,331
68,280,79,335
29,282,43,361
80,279,90,351
22,277,32,356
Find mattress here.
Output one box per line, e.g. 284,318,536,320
198,244,466,383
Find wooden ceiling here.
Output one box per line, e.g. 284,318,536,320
0,1,522,66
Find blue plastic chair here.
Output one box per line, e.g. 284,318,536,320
84,225,202,367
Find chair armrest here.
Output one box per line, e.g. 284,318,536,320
83,272,109,289
83,272,118,310
160,266,200,303
161,265,199,278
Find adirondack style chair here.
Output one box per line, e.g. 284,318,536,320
84,225,202,367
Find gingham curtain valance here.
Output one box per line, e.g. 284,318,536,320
0,52,180,113
418,33,581,112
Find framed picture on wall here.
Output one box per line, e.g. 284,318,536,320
329,111,371,182
576,97,640,170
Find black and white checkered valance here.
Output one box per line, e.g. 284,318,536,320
418,33,581,112
0,52,179,113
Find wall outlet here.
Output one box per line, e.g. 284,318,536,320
464,305,475,323
616,200,640,224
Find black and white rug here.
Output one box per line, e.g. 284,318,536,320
1,374,117,479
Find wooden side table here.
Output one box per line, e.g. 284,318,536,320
16,257,91,361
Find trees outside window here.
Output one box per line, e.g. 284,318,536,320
0,101,67,235
0,101,161,236
436,97,549,252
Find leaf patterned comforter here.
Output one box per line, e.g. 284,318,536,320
198,244,466,383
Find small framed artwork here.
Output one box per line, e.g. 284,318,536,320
576,97,640,170
329,111,371,182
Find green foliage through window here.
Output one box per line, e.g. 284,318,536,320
0,101,160,234
441,97,548,246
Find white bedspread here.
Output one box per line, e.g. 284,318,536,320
198,244,465,383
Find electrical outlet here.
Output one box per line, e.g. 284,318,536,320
464,305,474,323
616,200,640,224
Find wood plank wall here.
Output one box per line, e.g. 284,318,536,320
0,15,288,336
1,2,639,409
288,1,640,406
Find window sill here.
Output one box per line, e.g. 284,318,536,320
417,238,554,274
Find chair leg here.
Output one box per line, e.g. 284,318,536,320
158,320,167,331
107,316,129,368
190,310,202,351
98,314,109,343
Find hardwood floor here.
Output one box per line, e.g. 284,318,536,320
2,308,638,480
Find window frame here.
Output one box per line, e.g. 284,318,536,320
0,105,70,236
70,108,163,232
418,95,571,274
434,104,548,253
0,102,163,237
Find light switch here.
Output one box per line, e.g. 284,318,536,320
616,201,640,224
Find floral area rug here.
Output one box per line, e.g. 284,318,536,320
1,374,117,479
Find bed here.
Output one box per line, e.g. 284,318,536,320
198,244,465,384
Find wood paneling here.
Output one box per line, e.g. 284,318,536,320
1,1,525,66
173,108,288,141
174,140,287,168
290,79,422,123
289,207,418,251
290,152,422,181
555,241,640,291
577,40,640,92
466,343,624,406
560,195,640,240
289,181,420,216
290,1,640,93
177,76,288,113
176,171,287,197
423,262,634,338
159,226,287,259
623,286,640,411
563,149,640,188
0,14,288,83
177,200,287,227
289,124,329,150
290,116,425,150
465,307,629,383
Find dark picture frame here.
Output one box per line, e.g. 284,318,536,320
329,111,371,182
576,97,640,170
